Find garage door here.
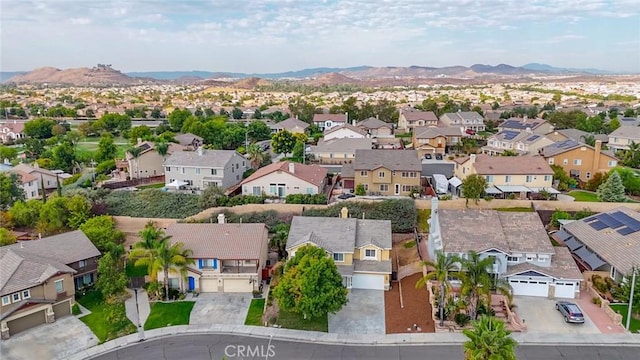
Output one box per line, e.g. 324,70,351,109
352,274,385,290
223,279,252,293
554,282,577,299
7,310,46,336
509,279,549,297
53,300,71,318
200,278,219,292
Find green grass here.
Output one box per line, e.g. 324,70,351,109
244,299,266,326
494,207,534,212
144,301,195,330
417,209,431,233
76,141,129,159
136,183,166,190
567,190,600,202
403,240,417,248
125,261,149,278
76,290,136,343
609,304,640,333
276,308,328,332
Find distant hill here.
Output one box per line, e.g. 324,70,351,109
125,71,213,80
6,65,156,85
0,72,27,82
521,63,615,75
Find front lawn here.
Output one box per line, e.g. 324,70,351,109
245,299,266,326
136,183,166,190
276,307,328,332
144,301,195,330
567,190,599,202
609,304,640,333
76,290,136,343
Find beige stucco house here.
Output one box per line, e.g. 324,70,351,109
608,126,640,152
164,148,248,190
239,161,328,197
481,130,555,156
539,139,618,182
351,149,421,196
310,137,373,165
126,141,186,179
323,123,366,141
356,117,393,137
497,118,554,135
412,126,462,156
397,109,438,131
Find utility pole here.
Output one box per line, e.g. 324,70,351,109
626,267,637,332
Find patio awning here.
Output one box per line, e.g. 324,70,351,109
583,253,607,271
528,187,560,194
448,176,462,188
484,186,502,195
495,185,531,192
564,237,583,251
167,179,188,188
554,229,572,242
574,246,595,261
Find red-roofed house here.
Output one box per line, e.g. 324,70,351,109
239,161,328,197
0,121,25,143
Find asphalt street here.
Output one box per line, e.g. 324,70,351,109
90,334,640,360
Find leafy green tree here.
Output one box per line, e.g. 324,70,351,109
273,244,348,319
584,172,608,192
231,107,244,120
0,145,18,162
610,167,640,196
618,141,640,168
51,141,75,172
246,120,271,142
0,172,25,210
291,140,305,163
0,227,17,246
551,209,572,228
37,196,69,235
40,176,47,203
271,130,296,155
417,251,460,326
156,239,193,300
96,252,129,298
9,199,42,227
270,223,290,260
597,171,627,202
463,315,518,360
129,222,169,282
150,108,162,119
23,118,56,139
252,109,262,119
52,123,67,137
97,113,131,134
66,194,91,229
127,146,142,179
155,141,169,163
80,215,125,253
168,108,192,131
246,144,265,169
127,125,152,145
288,97,317,122
354,184,366,196
551,164,577,191
580,134,596,147
96,133,117,162
461,174,487,206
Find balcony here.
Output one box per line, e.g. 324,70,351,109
221,266,257,274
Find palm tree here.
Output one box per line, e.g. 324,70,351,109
459,251,495,320
155,141,169,164
416,251,461,326
156,240,194,300
246,143,265,169
580,134,596,147
127,146,142,179
463,315,518,360
270,223,290,260
129,222,171,282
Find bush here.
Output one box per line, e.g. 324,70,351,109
63,173,82,186
302,199,416,233
72,303,81,315
95,159,116,175
454,313,471,327
592,297,602,305
285,194,327,204
104,189,201,218
592,274,608,293
160,287,181,301
213,210,294,232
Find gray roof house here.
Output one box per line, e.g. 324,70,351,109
439,111,485,134
271,117,309,134
286,209,392,290
163,148,248,191
310,138,373,165
608,126,640,151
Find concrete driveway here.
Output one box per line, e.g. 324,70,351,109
514,296,600,334
329,289,385,334
0,315,98,360
189,293,251,325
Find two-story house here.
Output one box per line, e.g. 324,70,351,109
312,113,347,131
271,117,309,135
439,111,485,134
427,199,582,298
164,148,248,191
539,139,618,182
126,141,185,179
608,126,640,152
481,130,554,156
0,121,25,143
397,109,438,132
356,117,393,138
3,169,40,200
350,149,421,196
454,154,556,199
12,163,59,190
285,208,392,290
323,123,366,141
310,137,373,165
162,218,269,293
240,161,327,197
497,118,554,135
412,126,462,156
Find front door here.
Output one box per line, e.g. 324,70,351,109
188,276,195,291
394,184,400,195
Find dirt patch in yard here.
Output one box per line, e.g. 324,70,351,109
385,273,435,334
392,236,421,272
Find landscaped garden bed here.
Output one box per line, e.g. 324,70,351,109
76,290,136,343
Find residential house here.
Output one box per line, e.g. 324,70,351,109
412,126,462,156
608,126,640,152
439,111,485,134
0,121,25,143
373,137,405,150
539,139,618,182
312,113,347,131
546,129,609,145
240,161,327,197
497,118,554,135
12,163,59,190
174,133,203,149
619,117,640,127
356,117,394,137
271,117,309,134
164,148,248,190
427,199,582,298
481,130,554,156
323,123,366,141
285,209,392,290
161,219,269,293
553,207,639,282
351,149,421,196
397,109,438,131
4,169,39,200
453,154,555,199
126,141,185,179
1,230,100,339
310,138,373,165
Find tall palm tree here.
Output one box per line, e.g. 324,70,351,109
270,223,290,260
246,143,265,169
416,251,461,326
463,315,518,360
580,134,596,147
129,222,171,282
460,251,495,320
127,146,142,180
156,240,194,300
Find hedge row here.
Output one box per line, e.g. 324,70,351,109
211,210,295,233
284,194,327,204
104,189,201,218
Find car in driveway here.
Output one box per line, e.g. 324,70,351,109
556,301,585,323
424,153,433,160
337,193,356,200
435,153,443,160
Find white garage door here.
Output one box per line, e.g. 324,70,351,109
224,279,252,293
200,278,219,292
554,282,577,299
352,274,385,290
509,279,549,297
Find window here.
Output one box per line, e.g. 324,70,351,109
363,184,369,191
548,158,554,165
379,184,389,192
181,167,185,174
538,257,547,262
22,290,30,299
402,185,413,192
526,256,535,262
165,166,170,172
195,168,201,174
544,175,551,182
1,296,9,306
12,293,20,302
211,169,218,175
333,253,344,262
378,171,385,178
485,175,493,182
78,260,86,268
608,160,617,167
252,186,261,196
573,159,582,165
563,159,568,165
360,171,368,177
507,256,519,262
526,175,532,183
364,249,376,258
55,280,64,293
505,175,511,183
306,187,314,194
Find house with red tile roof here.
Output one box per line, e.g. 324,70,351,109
239,161,328,197
0,121,26,143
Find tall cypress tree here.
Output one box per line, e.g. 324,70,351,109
40,175,47,203
56,174,62,197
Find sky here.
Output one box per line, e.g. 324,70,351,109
1,0,639,73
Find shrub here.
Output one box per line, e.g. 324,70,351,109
104,189,201,218
354,184,366,196
95,159,116,175
591,297,602,305
214,210,294,232
592,275,608,293
284,194,327,204
63,173,82,186
72,303,81,315
454,313,471,327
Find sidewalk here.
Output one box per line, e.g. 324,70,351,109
124,288,151,327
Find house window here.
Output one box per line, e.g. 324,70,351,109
573,159,582,165
608,160,617,167
486,175,493,183
526,256,535,262
181,167,185,174
55,280,64,293
196,168,201,174
378,171,385,178
252,186,261,196
548,158,554,165
333,253,344,262
538,257,547,263
364,249,376,259
507,256,519,262
78,260,86,268
505,175,511,183
211,169,218,175
22,290,30,299
1,296,9,306
165,166,170,172
563,159,568,165
12,293,20,302
544,175,551,182
306,187,314,194
363,184,369,191
402,185,413,192
526,175,532,183
379,184,389,192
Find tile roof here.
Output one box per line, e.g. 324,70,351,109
401,110,438,122
357,118,393,129
164,149,241,168
272,117,310,131
0,247,76,296
313,113,347,123
165,223,269,260
341,163,354,178
441,111,484,123
10,169,37,184
4,230,101,265
240,161,328,188
540,139,618,160
413,126,462,138
323,123,367,136
504,247,582,280
467,154,553,175
313,137,373,154
13,163,57,178
354,149,421,171
609,125,640,140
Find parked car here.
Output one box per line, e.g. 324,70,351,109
435,153,443,160
424,153,433,160
466,129,476,135
337,193,356,200
555,301,585,323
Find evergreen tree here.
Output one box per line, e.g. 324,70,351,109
597,171,627,202
40,175,47,203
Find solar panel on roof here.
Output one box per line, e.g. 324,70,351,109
526,135,540,141
618,227,636,236
610,211,640,229
589,221,608,230
503,131,519,140
598,214,623,229
629,222,640,231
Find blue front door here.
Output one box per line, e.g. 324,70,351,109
188,276,195,291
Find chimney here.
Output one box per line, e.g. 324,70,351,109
288,162,295,174
197,147,203,156
341,207,349,219
345,112,349,123
470,154,476,164
352,119,356,126
592,139,602,171
525,127,532,133
217,213,226,224
137,138,142,144
376,114,379,120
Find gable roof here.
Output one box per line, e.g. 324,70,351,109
609,125,640,140
413,126,462,138
442,111,484,122
0,247,76,296
272,117,310,131
357,118,393,129
553,129,609,143
499,118,548,131
12,163,57,178
313,113,347,123
540,139,617,160
504,247,582,280
401,110,438,122
323,123,366,136
313,137,373,154
240,161,327,188
127,141,186,159
164,149,240,168
9,169,38,184
165,223,268,260
354,150,421,171
4,230,101,265
464,154,553,175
